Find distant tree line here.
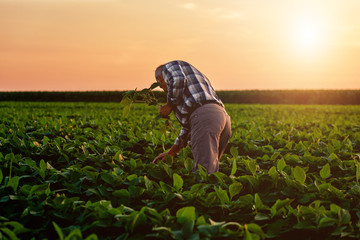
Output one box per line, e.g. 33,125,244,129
216,90,360,105
1,90,360,105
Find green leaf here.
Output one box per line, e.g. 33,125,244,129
29,184,48,196
129,211,146,232
40,159,46,171
230,146,238,158
85,234,98,240
285,154,301,163
173,173,183,191
248,160,257,176
152,227,174,238
143,176,153,190
120,96,132,117
243,175,259,189
142,207,163,225
270,198,291,217
25,158,36,168
120,95,132,106
254,193,268,210
6,221,31,234
285,141,293,150
320,163,331,179
330,203,341,213
293,220,316,230
196,216,206,225
149,82,160,90
52,222,64,240
184,158,193,173
7,176,19,192
65,228,83,240
42,136,50,145
100,172,115,185
160,181,173,194
268,166,279,182
128,186,145,198
112,189,130,198
181,222,196,239
214,186,230,205
338,209,351,225
328,153,340,162
244,228,253,240
176,206,196,224
38,159,46,179
294,166,306,184
140,88,150,95
277,158,286,172
243,159,257,175
328,184,345,198
246,223,265,239
198,164,208,180
318,217,337,228
229,182,243,200
130,159,137,169
211,172,228,185
160,161,172,177
0,227,18,240
327,143,335,154
231,159,237,176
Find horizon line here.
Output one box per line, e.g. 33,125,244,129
1,89,360,92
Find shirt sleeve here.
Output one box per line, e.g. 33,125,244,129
163,66,186,105
174,126,190,148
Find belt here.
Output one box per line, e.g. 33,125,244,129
190,100,221,115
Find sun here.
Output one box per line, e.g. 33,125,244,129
296,23,321,48
289,15,328,56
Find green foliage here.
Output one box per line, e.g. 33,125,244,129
1,102,360,239
293,166,306,184
120,82,161,117
320,163,331,179
173,173,183,192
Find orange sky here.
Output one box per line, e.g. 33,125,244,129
1,0,360,91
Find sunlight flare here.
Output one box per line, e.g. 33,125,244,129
289,14,329,57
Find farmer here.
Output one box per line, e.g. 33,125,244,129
152,60,231,174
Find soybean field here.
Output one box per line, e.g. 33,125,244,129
1,102,360,239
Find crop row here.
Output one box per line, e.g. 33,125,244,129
0,102,360,239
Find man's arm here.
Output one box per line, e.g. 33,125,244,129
159,101,173,117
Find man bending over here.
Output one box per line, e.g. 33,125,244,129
152,60,231,174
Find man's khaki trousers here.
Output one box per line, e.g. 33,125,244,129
190,103,231,174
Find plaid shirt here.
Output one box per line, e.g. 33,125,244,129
162,60,224,147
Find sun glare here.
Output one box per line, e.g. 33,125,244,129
296,24,320,48
289,14,328,57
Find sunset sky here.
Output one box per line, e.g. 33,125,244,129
1,0,360,91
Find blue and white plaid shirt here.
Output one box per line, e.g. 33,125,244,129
162,60,224,147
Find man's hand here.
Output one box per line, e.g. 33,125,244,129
159,102,173,117
152,152,169,163
152,145,181,164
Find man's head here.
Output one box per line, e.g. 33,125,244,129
155,64,167,92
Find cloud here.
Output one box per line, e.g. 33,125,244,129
182,2,197,10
